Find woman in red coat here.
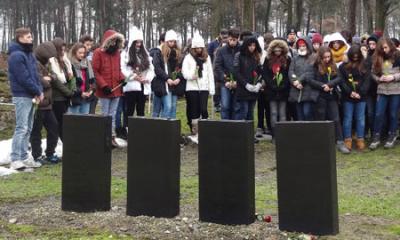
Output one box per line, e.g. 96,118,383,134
92,29,125,147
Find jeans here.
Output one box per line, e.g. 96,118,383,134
116,96,127,129
314,97,343,141
342,101,366,139
270,100,287,134
220,85,236,120
152,93,163,117
161,92,177,119
234,100,256,120
373,94,400,136
68,102,91,114
366,96,376,136
30,109,59,159
296,102,314,121
11,97,35,161
99,97,120,136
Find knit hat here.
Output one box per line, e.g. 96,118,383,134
130,28,144,42
191,34,205,48
297,39,306,47
165,30,178,42
287,27,297,36
367,34,379,44
312,33,323,44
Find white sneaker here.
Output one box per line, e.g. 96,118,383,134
10,160,26,170
188,135,198,144
22,159,42,168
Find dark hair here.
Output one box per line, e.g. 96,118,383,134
372,37,400,74
315,46,337,75
241,37,262,64
128,40,150,72
344,45,366,73
220,29,228,35
15,27,31,42
159,32,166,44
79,34,94,43
240,30,253,41
189,47,208,62
391,38,400,48
228,28,240,39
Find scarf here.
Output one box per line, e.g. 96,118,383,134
71,58,95,82
168,49,178,75
331,45,347,63
49,56,73,84
193,55,205,78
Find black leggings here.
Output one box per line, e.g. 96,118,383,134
52,100,69,141
125,91,146,117
185,91,209,121
30,109,59,159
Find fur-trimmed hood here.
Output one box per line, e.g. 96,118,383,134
101,29,125,50
267,39,289,59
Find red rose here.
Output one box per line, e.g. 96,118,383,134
252,71,257,78
272,63,281,74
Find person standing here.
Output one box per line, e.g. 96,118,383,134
214,28,241,120
369,38,400,149
92,29,126,147
8,28,43,170
288,38,318,121
308,46,350,154
79,34,97,114
151,30,183,119
121,28,155,119
233,37,263,121
182,34,215,143
30,41,60,164
68,43,96,114
49,37,75,141
339,45,371,151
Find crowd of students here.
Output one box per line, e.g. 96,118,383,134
7,25,400,171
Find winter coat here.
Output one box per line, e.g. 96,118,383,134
233,38,263,101
207,38,222,63
339,63,371,102
263,39,291,101
121,46,155,95
151,46,185,97
371,56,400,95
92,29,125,98
308,65,341,101
288,38,319,103
214,44,241,84
365,53,377,98
49,56,76,102
34,41,58,110
7,41,42,98
182,54,215,94
70,57,96,106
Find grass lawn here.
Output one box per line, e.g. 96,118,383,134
0,98,399,239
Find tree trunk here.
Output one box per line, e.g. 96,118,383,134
287,0,293,29
348,0,357,36
242,0,253,30
264,0,272,32
295,0,304,31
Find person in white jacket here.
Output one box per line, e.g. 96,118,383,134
120,28,155,118
182,34,215,143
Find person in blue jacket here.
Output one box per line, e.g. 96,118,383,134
8,28,43,170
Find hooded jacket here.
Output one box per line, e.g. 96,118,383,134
233,37,263,101
8,41,42,98
92,29,125,98
121,29,155,95
288,37,319,103
34,41,57,110
328,32,350,66
263,39,291,101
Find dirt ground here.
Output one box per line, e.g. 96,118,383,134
1,142,399,239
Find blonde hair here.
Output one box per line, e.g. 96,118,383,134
161,42,181,63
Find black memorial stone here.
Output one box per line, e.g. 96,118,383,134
127,117,181,218
198,120,255,225
62,114,112,212
275,121,339,235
